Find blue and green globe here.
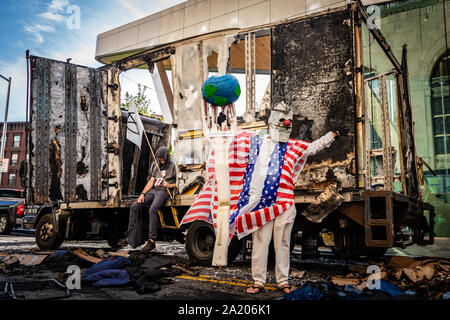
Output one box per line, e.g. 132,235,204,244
202,74,241,106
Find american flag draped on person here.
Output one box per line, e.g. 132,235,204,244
181,107,345,240
181,102,348,293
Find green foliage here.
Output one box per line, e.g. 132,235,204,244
121,84,157,118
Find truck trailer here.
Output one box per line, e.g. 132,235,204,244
23,1,435,265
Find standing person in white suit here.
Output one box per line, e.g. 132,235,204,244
245,106,348,294
180,103,348,294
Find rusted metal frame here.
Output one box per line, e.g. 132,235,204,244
355,0,401,73
35,58,51,203
363,190,394,247
65,63,77,202
363,80,372,189
25,52,31,205
352,5,365,190
337,202,365,227
380,75,394,191
106,67,122,205
100,71,109,199
364,69,396,83
399,45,420,198
245,32,256,120
391,46,420,199
89,69,102,200
394,72,408,195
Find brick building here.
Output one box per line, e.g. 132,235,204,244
0,121,26,188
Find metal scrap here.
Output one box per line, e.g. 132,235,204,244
301,184,345,223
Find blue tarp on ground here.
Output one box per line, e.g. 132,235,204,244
371,280,406,300
83,269,130,287
83,256,133,277
283,280,406,300
285,284,324,300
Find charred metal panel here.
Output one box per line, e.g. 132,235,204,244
65,63,77,201
106,68,122,205
272,9,355,188
76,67,91,200
89,69,104,200
30,56,109,204
31,57,51,203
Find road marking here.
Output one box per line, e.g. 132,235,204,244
176,274,279,291
197,274,278,287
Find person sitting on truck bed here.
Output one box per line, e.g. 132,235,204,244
118,146,176,252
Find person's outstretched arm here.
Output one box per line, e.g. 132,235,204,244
306,126,349,156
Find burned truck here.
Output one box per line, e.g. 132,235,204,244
23,1,434,263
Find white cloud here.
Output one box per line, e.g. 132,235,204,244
24,24,56,43
39,11,65,22
5,0,190,121
48,0,70,13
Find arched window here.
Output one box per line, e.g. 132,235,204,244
431,51,450,155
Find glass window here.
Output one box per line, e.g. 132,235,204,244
431,52,450,155
8,173,16,186
13,135,20,148
10,153,18,166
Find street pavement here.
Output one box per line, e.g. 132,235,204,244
1,233,449,300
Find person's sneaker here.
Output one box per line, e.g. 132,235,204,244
117,239,129,247
141,240,156,252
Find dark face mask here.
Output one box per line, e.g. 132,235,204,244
155,147,170,169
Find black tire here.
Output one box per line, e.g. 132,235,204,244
185,220,242,266
0,213,12,235
365,247,388,259
35,213,64,250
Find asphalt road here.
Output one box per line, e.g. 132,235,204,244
1,232,450,301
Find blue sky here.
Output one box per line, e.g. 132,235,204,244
0,0,186,121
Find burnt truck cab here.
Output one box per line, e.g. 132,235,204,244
25,1,434,263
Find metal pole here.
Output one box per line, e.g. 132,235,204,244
0,75,11,159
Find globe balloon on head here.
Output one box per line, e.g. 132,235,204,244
201,74,241,134
202,74,241,106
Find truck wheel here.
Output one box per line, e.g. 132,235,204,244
36,214,64,250
0,213,12,235
185,220,242,266
365,247,388,259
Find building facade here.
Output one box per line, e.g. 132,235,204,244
0,121,26,189
369,0,450,236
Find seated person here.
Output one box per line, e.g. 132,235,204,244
119,146,176,252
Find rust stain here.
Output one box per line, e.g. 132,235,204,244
80,95,88,111
49,139,63,201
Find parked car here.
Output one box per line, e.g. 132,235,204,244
0,188,25,235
